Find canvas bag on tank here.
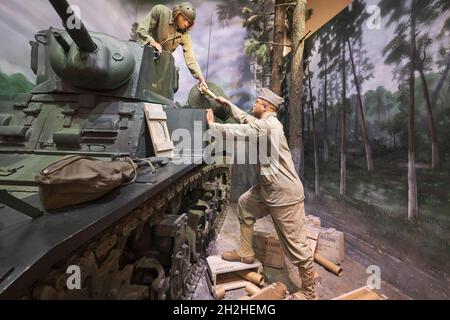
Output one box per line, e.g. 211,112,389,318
36,155,137,210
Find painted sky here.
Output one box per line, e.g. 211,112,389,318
0,0,253,105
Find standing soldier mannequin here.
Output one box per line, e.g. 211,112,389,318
206,88,316,300
136,2,208,92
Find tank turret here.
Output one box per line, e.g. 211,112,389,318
29,0,179,102
46,0,134,90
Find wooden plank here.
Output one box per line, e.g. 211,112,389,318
306,0,353,38
333,286,387,300
146,111,167,120
143,103,174,158
211,273,258,292
155,141,174,152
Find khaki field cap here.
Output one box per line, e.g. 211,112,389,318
258,88,285,110
173,2,196,24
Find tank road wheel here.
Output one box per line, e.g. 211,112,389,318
27,165,230,300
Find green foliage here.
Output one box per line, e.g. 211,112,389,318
217,0,250,22
0,71,34,95
364,86,397,119
382,22,408,65
378,109,407,148
244,38,270,65
379,0,407,27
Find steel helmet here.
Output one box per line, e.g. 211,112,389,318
172,2,196,24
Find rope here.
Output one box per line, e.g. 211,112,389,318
143,159,156,174
121,157,138,185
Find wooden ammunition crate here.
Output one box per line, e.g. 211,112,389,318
206,255,263,298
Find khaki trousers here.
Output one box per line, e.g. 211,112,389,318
237,186,314,269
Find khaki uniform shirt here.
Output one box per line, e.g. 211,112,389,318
210,104,305,207
136,4,203,80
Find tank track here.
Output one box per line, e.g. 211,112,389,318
24,164,231,300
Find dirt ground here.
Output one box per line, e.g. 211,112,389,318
305,193,450,300
193,202,411,300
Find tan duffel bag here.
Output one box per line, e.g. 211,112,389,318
36,155,137,210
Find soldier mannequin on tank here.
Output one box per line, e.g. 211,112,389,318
206,89,317,300
136,2,208,92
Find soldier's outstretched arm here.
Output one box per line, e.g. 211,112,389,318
206,109,268,139
215,97,257,124
181,33,204,81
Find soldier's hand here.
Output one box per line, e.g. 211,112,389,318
206,109,215,126
198,78,209,93
215,96,229,106
150,42,162,53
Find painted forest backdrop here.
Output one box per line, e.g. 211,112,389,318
0,0,449,280
302,0,450,260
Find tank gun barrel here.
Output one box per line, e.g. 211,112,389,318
48,0,97,52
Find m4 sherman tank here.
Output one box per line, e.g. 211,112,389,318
0,0,230,299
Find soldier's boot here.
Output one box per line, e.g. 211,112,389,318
221,223,255,264
291,266,317,300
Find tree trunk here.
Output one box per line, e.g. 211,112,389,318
354,98,359,144
347,40,374,174
418,67,440,170
323,63,329,162
306,108,310,135
340,38,347,196
408,2,418,221
308,71,320,197
264,64,272,88
288,0,307,179
334,109,340,146
254,58,263,92
271,0,286,95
